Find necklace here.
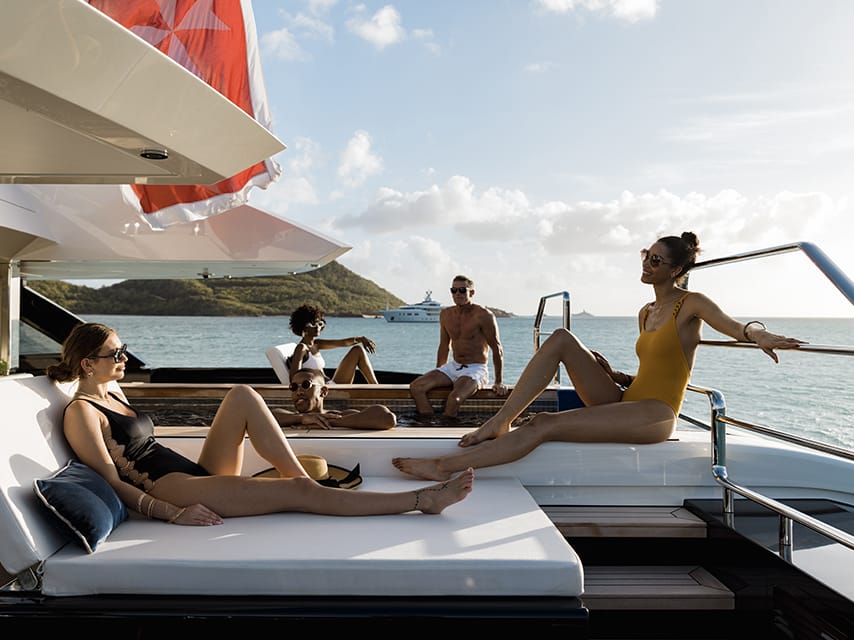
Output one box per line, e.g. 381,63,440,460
651,291,684,308
74,390,109,402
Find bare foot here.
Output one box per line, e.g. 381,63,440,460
457,416,510,448
392,456,449,481
413,468,474,513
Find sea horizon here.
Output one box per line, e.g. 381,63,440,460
68,314,853,453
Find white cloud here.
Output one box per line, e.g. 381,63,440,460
524,61,554,73
665,105,851,145
249,138,322,211
335,176,530,234
307,0,337,16
333,175,851,270
412,28,440,55
288,12,335,42
337,179,853,317
260,4,335,61
261,27,305,61
337,131,384,187
346,5,406,50
536,0,658,22
285,137,322,175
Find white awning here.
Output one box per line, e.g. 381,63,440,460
0,0,284,185
1,185,350,280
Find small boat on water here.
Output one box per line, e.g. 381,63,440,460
379,291,444,323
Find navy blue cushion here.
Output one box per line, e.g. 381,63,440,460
33,459,128,553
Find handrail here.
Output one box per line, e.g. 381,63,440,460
698,341,854,357
690,240,854,305
535,241,854,560
533,291,571,350
687,385,854,560
684,383,854,460
682,242,853,561
532,291,571,385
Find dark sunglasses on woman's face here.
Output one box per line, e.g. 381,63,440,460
289,380,320,392
640,249,673,268
450,287,470,294
89,344,128,363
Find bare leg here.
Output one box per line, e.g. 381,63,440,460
458,329,621,447
197,384,307,478
333,345,378,384
152,468,475,517
394,400,676,480
409,370,452,415
443,376,479,417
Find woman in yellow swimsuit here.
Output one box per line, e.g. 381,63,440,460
392,231,806,481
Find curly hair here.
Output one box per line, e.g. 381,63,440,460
656,232,702,285
46,322,116,382
289,304,325,336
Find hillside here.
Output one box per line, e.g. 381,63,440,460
27,262,404,317
26,262,513,317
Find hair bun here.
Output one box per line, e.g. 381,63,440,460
681,231,699,249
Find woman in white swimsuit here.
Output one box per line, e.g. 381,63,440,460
287,304,379,384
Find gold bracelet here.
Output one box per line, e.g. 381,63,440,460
146,495,155,519
168,507,186,524
743,320,766,342
136,493,145,513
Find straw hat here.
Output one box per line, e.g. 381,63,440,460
252,454,362,489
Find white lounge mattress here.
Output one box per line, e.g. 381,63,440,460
42,477,583,597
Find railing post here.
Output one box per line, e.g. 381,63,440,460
779,515,793,561
708,391,734,522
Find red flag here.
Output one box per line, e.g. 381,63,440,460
88,0,281,228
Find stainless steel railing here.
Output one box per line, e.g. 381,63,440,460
532,291,571,385
533,290,571,351
534,241,854,560
686,241,853,560
690,240,854,304
687,384,854,560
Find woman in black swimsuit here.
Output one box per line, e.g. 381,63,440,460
47,323,473,526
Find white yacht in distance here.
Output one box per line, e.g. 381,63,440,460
379,290,444,322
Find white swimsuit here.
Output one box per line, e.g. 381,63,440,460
436,360,490,388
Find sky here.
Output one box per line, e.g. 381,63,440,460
245,0,854,318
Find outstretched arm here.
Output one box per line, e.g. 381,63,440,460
272,407,310,427
316,337,376,354
273,406,396,430
326,405,397,430
692,293,806,362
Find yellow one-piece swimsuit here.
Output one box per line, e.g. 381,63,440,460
620,293,691,414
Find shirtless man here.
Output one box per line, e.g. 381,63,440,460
409,275,508,417
273,368,396,430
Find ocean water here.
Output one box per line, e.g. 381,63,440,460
84,314,854,450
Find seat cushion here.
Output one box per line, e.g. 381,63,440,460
34,459,128,553
265,342,297,384
41,477,583,597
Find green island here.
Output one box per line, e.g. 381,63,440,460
27,261,513,318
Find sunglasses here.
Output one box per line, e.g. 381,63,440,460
89,344,128,363
289,380,321,392
449,287,470,294
640,249,673,268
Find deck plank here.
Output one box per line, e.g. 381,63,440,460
582,566,733,610
544,506,707,538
